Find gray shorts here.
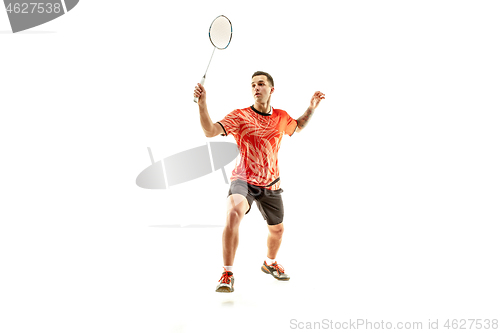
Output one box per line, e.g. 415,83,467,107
227,179,285,225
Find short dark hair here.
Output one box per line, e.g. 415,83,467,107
252,71,274,87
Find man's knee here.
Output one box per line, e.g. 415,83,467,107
268,223,284,237
226,194,248,227
227,208,242,221
226,207,244,229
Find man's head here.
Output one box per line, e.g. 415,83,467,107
251,71,275,105
252,71,274,87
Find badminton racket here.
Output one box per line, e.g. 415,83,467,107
194,15,233,103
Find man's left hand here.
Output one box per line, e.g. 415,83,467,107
309,91,325,110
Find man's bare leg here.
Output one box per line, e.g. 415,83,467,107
266,223,284,260
261,223,290,280
215,194,249,293
222,194,249,266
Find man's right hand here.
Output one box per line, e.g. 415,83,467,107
194,83,207,105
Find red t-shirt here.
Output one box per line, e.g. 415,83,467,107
217,106,297,190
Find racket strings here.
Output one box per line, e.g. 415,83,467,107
209,16,232,49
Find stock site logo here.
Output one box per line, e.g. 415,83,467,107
137,143,240,228
136,142,239,189
3,0,79,33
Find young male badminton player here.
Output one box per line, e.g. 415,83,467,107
193,71,325,292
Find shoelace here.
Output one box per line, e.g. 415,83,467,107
271,262,285,275
218,268,232,284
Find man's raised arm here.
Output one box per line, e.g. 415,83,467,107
296,91,325,133
194,83,223,137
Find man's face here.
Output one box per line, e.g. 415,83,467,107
251,75,274,104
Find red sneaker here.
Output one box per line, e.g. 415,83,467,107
261,261,290,281
215,268,234,292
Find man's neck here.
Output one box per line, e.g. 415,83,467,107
253,101,272,114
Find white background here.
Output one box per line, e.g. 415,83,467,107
1,1,499,332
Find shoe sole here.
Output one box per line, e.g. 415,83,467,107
261,266,290,281
215,286,234,293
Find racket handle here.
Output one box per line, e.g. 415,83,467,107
193,76,206,103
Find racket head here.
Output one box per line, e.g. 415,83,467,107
209,15,232,50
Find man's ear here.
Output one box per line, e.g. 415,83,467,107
270,87,275,95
